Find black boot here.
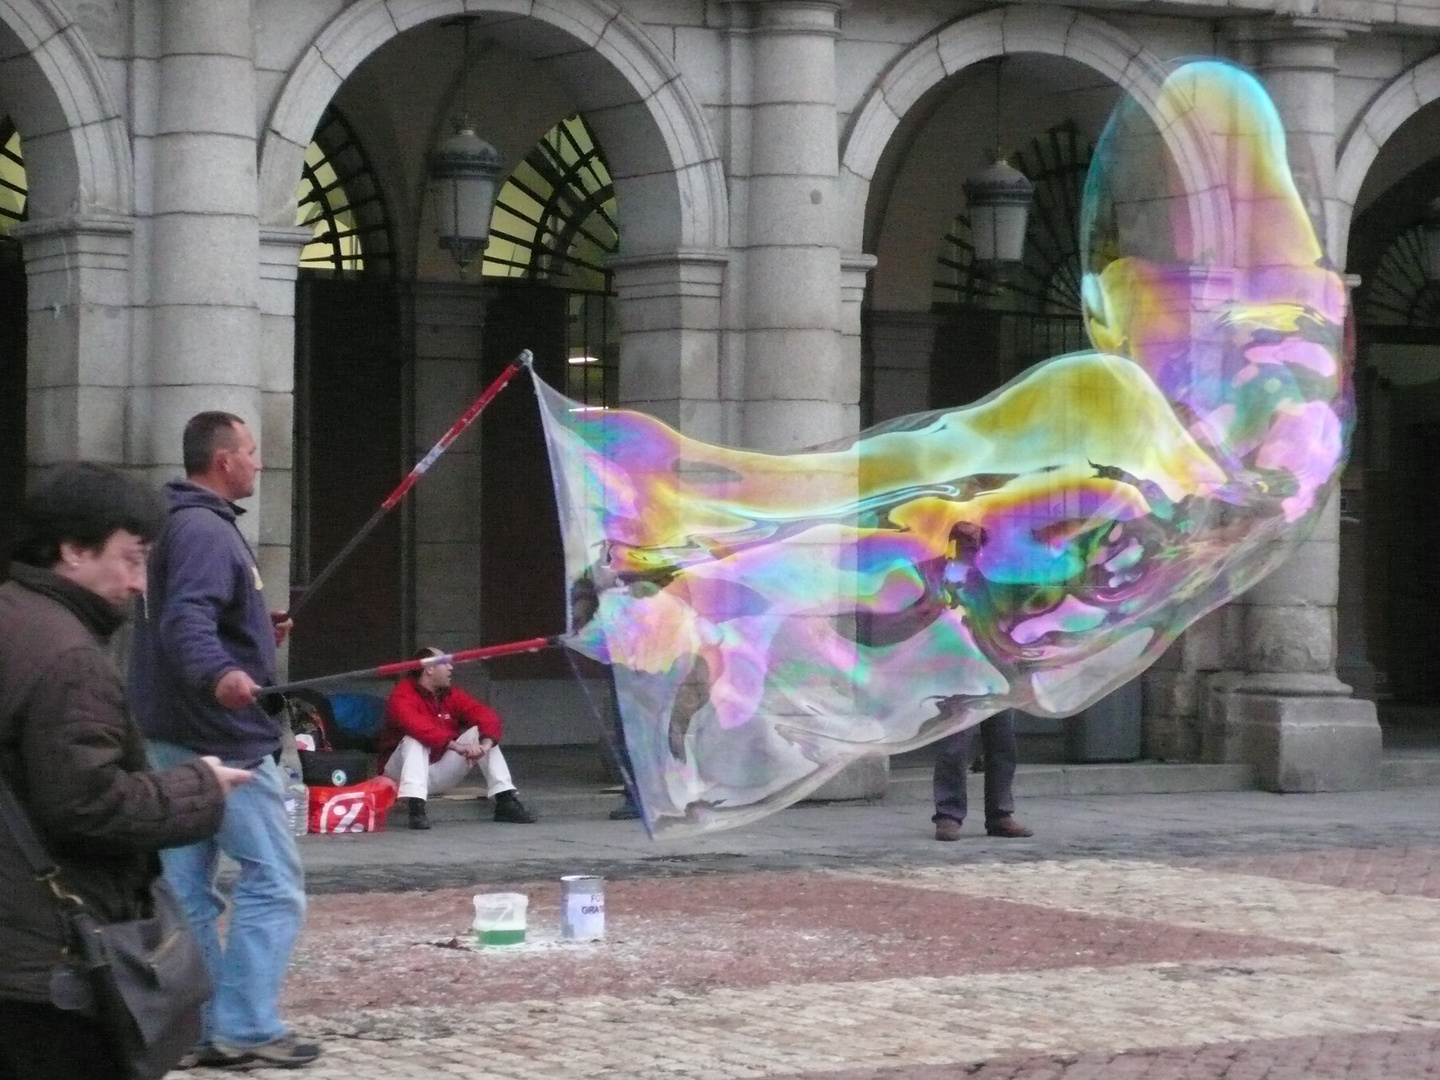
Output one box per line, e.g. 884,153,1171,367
406,797,431,831
492,790,536,824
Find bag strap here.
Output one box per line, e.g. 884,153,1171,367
0,768,81,906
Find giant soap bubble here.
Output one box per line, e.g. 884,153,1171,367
535,60,1351,834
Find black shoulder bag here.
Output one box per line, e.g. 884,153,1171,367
0,773,210,1080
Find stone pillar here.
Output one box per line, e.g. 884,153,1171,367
410,283,486,656
1210,19,1380,791
147,2,262,540
840,252,876,417
726,3,877,800
257,227,309,659
737,0,851,451
866,309,939,424
1145,605,1240,762
14,215,134,468
610,250,729,443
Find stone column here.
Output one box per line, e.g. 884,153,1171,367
14,215,134,469
726,3,877,800
737,0,851,451
257,227,310,660
866,309,938,424
840,252,876,417
610,250,729,443
147,2,262,540
1209,21,1381,791
409,282,486,656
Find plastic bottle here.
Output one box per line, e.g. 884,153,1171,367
283,767,309,837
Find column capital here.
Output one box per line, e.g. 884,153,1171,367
12,214,134,304
259,225,312,284
11,212,135,243
1234,16,1364,70
723,0,845,36
608,249,730,300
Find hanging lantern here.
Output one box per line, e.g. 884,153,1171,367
428,124,502,276
964,158,1033,265
1424,196,1440,281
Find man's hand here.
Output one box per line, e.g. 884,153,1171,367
214,669,262,710
449,739,489,762
270,611,294,646
200,756,253,794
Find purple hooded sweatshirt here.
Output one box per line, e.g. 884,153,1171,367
129,479,280,762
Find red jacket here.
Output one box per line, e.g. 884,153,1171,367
378,678,504,768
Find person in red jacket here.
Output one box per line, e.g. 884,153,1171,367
379,647,536,830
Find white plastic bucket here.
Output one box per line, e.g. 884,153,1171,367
472,892,527,946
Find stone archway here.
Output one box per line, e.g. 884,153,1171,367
258,0,726,255
1334,54,1440,268
0,0,132,556
835,8,1252,280
0,0,130,218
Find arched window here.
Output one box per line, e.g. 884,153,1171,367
1359,227,1440,327
0,116,26,233
295,107,393,275
484,114,619,405
483,113,617,292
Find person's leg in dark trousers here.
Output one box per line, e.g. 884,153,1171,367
980,710,1032,837
0,998,125,1079
931,725,976,839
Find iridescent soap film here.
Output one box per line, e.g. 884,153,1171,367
536,60,1351,835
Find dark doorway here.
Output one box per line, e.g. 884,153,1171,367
289,276,403,677
0,240,25,576
478,281,569,678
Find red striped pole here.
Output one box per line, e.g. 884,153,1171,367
285,349,532,620
265,634,559,697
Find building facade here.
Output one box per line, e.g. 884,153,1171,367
3,0,1439,785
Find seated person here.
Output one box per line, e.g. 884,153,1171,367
379,647,536,830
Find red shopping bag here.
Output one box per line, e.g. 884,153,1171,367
307,775,398,834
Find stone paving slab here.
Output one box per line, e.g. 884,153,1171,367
182,847,1440,1079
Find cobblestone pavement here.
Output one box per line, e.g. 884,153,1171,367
181,791,1440,1078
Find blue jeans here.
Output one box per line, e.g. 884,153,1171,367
147,742,306,1048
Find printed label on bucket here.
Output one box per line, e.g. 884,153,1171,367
561,889,604,941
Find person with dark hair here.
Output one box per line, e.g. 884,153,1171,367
128,414,321,1070
932,710,1034,841
0,462,249,1080
378,647,537,830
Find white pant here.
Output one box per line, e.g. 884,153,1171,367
382,726,516,801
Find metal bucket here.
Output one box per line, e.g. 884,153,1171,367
560,875,605,941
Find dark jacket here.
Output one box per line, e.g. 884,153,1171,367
0,563,225,1004
378,679,504,769
130,479,280,761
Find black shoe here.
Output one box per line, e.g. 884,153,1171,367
406,797,431,831
493,790,536,824
608,802,641,821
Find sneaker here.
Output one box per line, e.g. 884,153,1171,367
176,1044,256,1070
176,1046,224,1069
608,802,641,821
212,1034,322,1069
985,814,1034,838
493,790,536,824
180,1046,253,1070
406,797,431,831
934,817,963,842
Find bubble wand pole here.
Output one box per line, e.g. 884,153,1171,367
285,349,534,620
265,634,561,697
